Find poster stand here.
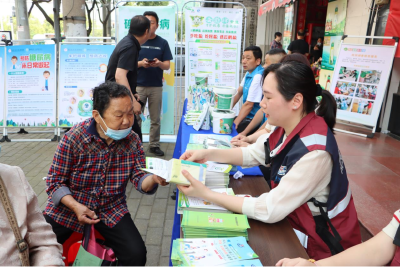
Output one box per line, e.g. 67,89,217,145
181,1,247,115
115,0,179,141
332,35,398,138
0,38,58,143
56,37,116,141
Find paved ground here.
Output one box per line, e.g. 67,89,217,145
0,131,176,266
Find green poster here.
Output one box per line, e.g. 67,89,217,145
117,6,176,135
321,0,347,71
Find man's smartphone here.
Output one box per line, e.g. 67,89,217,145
147,59,156,63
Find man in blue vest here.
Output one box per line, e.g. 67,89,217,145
232,46,264,134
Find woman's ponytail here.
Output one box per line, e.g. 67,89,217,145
316,88,337,132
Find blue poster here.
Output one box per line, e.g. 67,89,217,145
0,46,5,126
58,44,115,126
5,44,56,127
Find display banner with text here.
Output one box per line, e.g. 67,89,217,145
5,44,56,127
58,44,115,126
185,7,243,98
117,5,176,135
330,44,396,127
0,47,4,126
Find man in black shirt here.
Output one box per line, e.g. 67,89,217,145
137,11,173,156
287,30,310,57
105,15,150,141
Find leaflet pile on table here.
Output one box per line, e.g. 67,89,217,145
178,188,235,214
170,236,262,266
181,210,250,240
187,134,232,150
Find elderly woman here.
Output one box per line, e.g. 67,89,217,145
43,82,167,266
0,147,64,265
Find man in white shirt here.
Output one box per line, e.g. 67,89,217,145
232,46,264,133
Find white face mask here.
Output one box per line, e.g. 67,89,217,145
98,114,131,140
317,42,322,45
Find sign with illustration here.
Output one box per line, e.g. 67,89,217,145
117,5,176,135
184,7,243,108
329,44,396,127
58,44,115,126
283,3,294,52
321,0,347,71
5,44,56,127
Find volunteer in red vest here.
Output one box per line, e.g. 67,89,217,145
276,209,400,266
178,61,361,260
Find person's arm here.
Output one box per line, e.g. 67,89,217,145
240,109,264,136
18,167,64,266
241,150,331,223
232,85,243,108
180,148,244,166
234,74,263,127
246,128,268,144
178,151,331,221
131,135,167,193
115,68,142,114
256,120,268,132
276,231,396,266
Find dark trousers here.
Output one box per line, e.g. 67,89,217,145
44,214,146,266
132,115,143,142
237,118,258,136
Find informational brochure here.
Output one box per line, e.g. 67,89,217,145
178,188,234,214
142,157,207,185
175,237,259,266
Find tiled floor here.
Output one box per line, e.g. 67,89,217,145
335,131,400,235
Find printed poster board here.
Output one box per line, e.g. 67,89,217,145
330,43,396,127
0,46,4,126
5,44,56,127
58,44,115,126
117,5,176,135
185,7,243,99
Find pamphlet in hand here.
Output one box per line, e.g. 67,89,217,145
142,157,207,185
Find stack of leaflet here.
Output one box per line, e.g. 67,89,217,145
181,210,250,240
170,236,262,266
187,134,232,150
204,162,231,189
177,188,235,214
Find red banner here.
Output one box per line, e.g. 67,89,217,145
383,0,400,58
258,0,295,16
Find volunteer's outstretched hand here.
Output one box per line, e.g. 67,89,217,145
177,170,210,199
179,149,209,163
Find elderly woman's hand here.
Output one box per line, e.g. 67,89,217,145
152,175,169,186
72,203,100,225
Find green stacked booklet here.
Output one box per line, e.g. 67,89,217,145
177,188,235,214
181,210,250,240
171,237,262,266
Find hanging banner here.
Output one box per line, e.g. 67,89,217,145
0,46,4,126
282,3,294,52
117,5,176,135
58,44,115,126
5,44,56,127
321,0,347,71
185,7,243,100
330,44,396,127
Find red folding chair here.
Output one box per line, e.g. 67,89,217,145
62,230,105,266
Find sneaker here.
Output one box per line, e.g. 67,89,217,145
149,147,165,156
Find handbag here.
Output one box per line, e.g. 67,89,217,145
0,174,30,266
73,224,117,266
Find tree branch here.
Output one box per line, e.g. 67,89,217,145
28,2,34,17
33,1,54,28
95,1,104,24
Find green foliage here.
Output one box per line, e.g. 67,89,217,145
178,14,185,41
126,1,169,6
